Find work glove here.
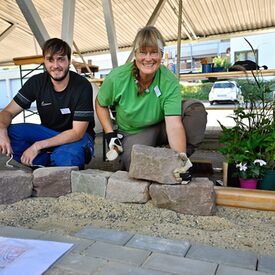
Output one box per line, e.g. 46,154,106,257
105,132,123,161
173,152,193,184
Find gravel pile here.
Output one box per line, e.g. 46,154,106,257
0,192,274,256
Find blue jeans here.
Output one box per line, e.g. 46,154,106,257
8,123,94,168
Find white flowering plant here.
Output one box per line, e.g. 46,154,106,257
236,159,267,180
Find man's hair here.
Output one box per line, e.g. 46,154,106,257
42,38,71,61
133,26,165,55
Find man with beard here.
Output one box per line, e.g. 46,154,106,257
0,38,95,169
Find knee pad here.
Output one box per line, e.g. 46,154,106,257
182,100,208,148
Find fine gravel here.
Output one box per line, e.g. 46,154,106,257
0,192,274,257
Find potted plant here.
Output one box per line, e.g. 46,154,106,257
218,39,274,188
212,55,231,72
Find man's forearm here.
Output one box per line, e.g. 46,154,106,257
0,110,13,129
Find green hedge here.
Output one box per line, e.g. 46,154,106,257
180,82,212,100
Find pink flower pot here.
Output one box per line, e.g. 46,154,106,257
239,178,258,189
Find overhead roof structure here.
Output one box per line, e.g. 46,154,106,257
0,0,275,66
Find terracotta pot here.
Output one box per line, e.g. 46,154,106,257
239,178,258,189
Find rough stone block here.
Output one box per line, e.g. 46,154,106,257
106,171,150,203
129,144,182,184
71,169,113,197
0,170,33,204
149,178,216,215
32,166,78,197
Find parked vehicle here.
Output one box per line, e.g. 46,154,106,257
208,81,242,105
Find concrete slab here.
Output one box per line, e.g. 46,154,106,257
258,255,275,274
216,264,273,275
74,225,134,245
186,244,257,270
125,234,190,257
94,261,171,275
143,252,217,275
0,225,44,239
83,241,151,266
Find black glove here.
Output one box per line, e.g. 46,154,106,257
105,132,123,161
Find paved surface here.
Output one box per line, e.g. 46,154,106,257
2,129,273,274
0,225,274,274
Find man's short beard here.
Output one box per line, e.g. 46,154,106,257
49,67,70,82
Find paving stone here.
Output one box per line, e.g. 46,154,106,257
38,232,95,254
106,171,150,203
32,166,78,197
258,255,275,274
216,264,272,275
44,266,87,275
143,252,217,275
83,241,151,266
50,253,107,274
43,266,87,275
74,225,134,245
0,225,44,239
0,170,32,204
126,234,190,257
186,245,257,270
129,144,182,184
149,177,216,215
71,169,113,197
95,261,171,275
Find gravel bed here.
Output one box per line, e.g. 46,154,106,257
0,192,274,256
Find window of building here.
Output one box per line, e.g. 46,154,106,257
234,50,258,63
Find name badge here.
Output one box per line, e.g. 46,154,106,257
154,86,161,97
60,108,71,114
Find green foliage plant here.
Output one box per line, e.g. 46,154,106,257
218,38,275,180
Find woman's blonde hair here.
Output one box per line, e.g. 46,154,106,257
133,26,165,54
133,26,165,96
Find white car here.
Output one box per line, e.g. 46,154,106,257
208,81,242,105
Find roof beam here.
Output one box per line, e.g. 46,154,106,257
61,0,75,48
16,0,50,48
102,0,118,68
126,0,167,63
0,23,16,42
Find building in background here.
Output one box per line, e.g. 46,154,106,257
1,32,275,109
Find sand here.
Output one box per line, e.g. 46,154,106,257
0,192,274,257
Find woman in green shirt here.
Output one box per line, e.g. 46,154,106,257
96,26,206,172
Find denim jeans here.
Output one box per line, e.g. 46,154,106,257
8,123,94,168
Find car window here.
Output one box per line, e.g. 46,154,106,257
213,82,235,88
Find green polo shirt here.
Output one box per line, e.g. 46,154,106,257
97,62,181,134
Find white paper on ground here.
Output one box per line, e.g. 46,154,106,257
0,236,73,275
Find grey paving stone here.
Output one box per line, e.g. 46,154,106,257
74,225,134,245
94,261,172,275
44,266,87,275
50,253,107,274
186,244,257,270
125,234,190,257
0,225,44,239
143,252,217,275
216,264,273,275
38,232,95,254
258,255,275,274
83,241,151,266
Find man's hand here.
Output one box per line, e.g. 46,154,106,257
173,152,193,184
105,132,123,161
21,143,40,166
0,128,13,156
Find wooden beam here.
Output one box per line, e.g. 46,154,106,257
13,55,43,65
214,186,275,211
180,69,275,82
